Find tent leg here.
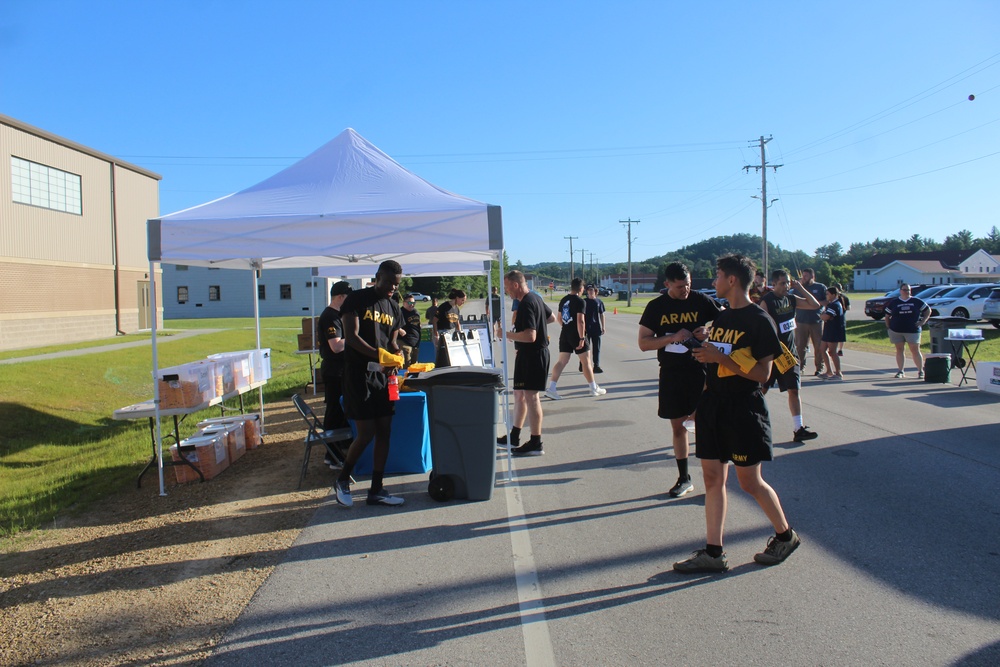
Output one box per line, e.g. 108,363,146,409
150,259,167,497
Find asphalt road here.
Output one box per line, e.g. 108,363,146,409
206,313,1000,667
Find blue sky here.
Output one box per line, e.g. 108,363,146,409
3,1,998,266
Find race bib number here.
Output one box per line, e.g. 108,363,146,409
779,319,796,334
707,341,731,355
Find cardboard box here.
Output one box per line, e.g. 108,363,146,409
976,362,1000,396
302,316,319,336
298,333,316,352
169,433,230,483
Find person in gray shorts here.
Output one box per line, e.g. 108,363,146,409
884,284,931,378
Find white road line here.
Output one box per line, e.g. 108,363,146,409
502,459,557,667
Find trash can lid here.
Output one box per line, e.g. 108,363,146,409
404,365,504,388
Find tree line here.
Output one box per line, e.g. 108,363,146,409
521,226,1000,290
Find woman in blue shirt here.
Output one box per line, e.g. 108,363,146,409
820,286,846,380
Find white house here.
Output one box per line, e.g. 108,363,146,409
852,250,993,291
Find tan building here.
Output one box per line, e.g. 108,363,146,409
0,114,161,351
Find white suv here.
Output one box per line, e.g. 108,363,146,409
924,283,1000,320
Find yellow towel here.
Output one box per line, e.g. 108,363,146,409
378,348,404,369
717,346,758,378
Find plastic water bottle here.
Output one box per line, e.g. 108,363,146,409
388,373,400,401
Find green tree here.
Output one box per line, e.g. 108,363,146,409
943,229,974,250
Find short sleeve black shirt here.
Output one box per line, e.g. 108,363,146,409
317,306,345,376
704,304,782,394
340,287,402,370
639,291,722,368
514,291,551,350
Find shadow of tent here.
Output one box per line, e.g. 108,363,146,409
0,402,122,456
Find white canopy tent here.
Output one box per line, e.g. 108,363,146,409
146,128,507,496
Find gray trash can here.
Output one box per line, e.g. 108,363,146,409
927,316,972,367
404,366,503,502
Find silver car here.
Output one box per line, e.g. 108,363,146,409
924,283,1000,320
982,287,1000,329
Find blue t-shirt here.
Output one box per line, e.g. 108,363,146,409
885,297,928,334
821,300,846,343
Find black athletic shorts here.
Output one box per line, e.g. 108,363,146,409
513,347,550,391
658,363,706,420
558,328,590,354
342,364,395,421
694,389,773,466
766,361,801,393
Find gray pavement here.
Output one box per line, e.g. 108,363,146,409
207,313,1000,666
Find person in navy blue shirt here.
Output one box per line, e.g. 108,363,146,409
819,286,846,380
884,284,931,378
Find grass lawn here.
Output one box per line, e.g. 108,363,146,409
0,317,314,537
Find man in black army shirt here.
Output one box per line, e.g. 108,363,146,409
638,263,721,498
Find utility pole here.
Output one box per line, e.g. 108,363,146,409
620,219,639,307
579,248,586,284
588,252,595,285
564,236,578,285
743,136,781,279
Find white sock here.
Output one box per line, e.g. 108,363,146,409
589,381,598,391
793,415,804,430
549,381,557,392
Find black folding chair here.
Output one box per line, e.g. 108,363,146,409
291,393,353,488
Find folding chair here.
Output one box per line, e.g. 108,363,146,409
291,393,354,488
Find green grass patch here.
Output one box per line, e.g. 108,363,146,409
0,319,314,537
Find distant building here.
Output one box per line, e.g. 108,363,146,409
162,266,362,319
852,249,999,291
0,114,161,351
606,272,658,292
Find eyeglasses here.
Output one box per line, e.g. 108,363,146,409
405,301,415,304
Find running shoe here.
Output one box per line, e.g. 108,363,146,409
917,371,924,379
894,371,906,378
511,441,544,457
334,479,353,508
593,366,604,374
589,386,607,397
544,388,563,400
668,476,694,498
754,529,801,566
793,426,818,442
366,487,404,506
673,549,729,573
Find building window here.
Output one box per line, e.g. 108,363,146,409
280,284,292,299
177,286,189,304
209,286,221,301
10,156,83,215
258,285,266,300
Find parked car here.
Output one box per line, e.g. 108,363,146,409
979,287,1000,328
598,286,614,297
924,283,1000,320
408,292,431,302
864,284,940,320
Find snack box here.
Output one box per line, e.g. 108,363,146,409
302,316,319,336
197,414,261,450
211,348,271,383
169,432,230,483
948,328,984,340
156,362,216,409
198,423,246,464
207,351,253,391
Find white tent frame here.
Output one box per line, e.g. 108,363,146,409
145,129,510,497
